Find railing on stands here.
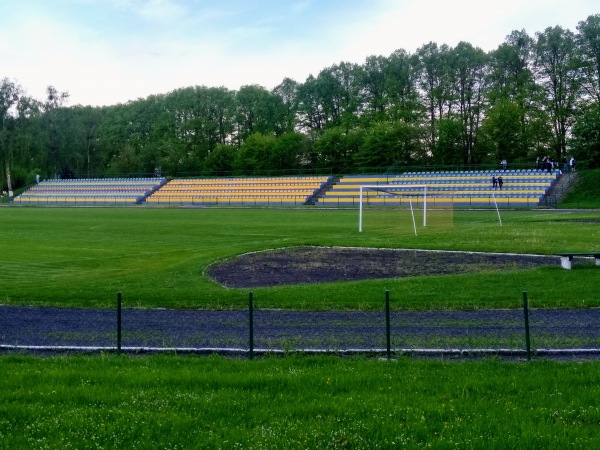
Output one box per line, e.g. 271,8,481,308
93,168,336,180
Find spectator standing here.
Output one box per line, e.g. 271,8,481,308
563,157,568,173
535,157,540,170
501,159,507,171
492,176,497,189
498,176,503,190
570,156,576,172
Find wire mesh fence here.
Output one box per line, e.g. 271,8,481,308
2,292,600,359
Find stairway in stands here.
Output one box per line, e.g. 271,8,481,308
305,176,339,205
539,172,578,207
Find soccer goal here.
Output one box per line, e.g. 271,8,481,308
358,184,428,234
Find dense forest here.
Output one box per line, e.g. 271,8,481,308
2,15,600,192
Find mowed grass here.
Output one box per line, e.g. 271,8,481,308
2,204,600,449
2,354,600,449
1,206,599,310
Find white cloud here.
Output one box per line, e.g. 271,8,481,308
110,0,187,22
2,0,598,106
337,0,598,58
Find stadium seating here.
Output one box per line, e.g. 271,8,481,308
11,178,167,205
145,176,333,206
314,170,561,207
10,170,560,208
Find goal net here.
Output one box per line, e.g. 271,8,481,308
358,184,455,234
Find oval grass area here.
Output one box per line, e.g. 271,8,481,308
208,246,559,288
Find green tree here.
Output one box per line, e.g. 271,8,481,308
415,42,453,151
327,62,362,130
360,55,388,122
433,118,464,165
447,42,489,164
476,99,525,164
296,75,326,133
534,26,582,160
385,50,422,123
313,126,364,172
10,94,44,179
234,132,276,174
167,86,235,161
235,85,286,145
107,144,144,175
0,78,23,192
40,86,70,177
488,30,535,104
101,97,162,176
354,121,423,169
46,106,103,177
301,62,363,131
273,78,300,133
570,103,600,168
486,30,538,162
204,143,237,176
577,14,600,103
271,132,310,172
312,68,343,128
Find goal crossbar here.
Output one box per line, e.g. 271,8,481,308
359,185,427,233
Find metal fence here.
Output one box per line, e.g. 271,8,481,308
2,291,599,359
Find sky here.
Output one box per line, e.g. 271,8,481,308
1,0,598,107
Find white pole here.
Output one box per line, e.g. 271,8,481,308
423,185,427,227
409,199,417,236
493,192,503,226
359,187,363,232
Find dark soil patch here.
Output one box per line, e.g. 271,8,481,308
207,246,559,288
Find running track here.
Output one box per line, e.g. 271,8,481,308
2,306,600,357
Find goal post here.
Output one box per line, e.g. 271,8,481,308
358,184,427,233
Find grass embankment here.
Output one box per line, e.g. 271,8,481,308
1,354,599,449
561,169,600,208
1,207,599,310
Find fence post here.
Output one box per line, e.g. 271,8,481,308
117,291,122,353
385,289,391,359
523,291,531,361
249,291,254,360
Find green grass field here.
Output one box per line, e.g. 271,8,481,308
1,206,599,310
2,192,600,448
2,354,600,448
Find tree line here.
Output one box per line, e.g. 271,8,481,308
2,15,600,191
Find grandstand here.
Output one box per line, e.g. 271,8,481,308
11,178,166,205
11,170,562,208
315,170,561,207
145,176,333,206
